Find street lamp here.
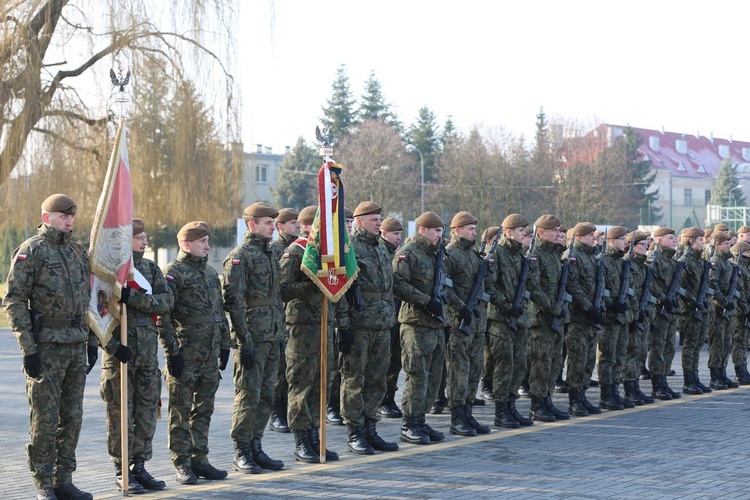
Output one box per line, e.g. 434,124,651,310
370,165,390,201
406,144,424,214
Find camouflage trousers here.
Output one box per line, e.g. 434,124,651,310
528,324,564,398
623,320,649,381
165,356,220,467
446,327,484,407
273,341,288,415
400,324,445,417
482,329,495,383
286,323,335,431
708,310,733,369
100,360,161,465
732,315,749,367
231,341,279,442
565,321,597,391
487,320,528,403
680,307,713,372
340,328,390,427
597,321,629,385
648,310,678,378
385,321,402,393
26,342,87,490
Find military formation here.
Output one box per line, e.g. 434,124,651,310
7,193,750,500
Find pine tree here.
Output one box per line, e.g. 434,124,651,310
406,107,441,183
320,64,358,144
441,115,459,148
359,71,389,121
623,127,661,224
710,156,746,206
272,137,319,210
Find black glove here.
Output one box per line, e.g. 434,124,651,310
425,298,443,318
167,352,185,377
23,352,41,378
637,310,647,324
724,301,735,312
549,303,563,318
86,345,98,374
345,283,362,310
508,304,524,319
239,344,256,369
694,300,705,312
219,348,230,371
663,296,676,313
458,306,473,326
338,327,354,355
585,305,602,324
119,286,132,304
114,344,132,363
610,300,628,314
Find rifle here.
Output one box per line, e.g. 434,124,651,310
508,227,538,332
632,245,658,332
660,250,687,321
721,252,741,322
591,229,609,330
428,224,452,323
551,242,573,335
614,237,637,325
458,232,500,334
694,244,716,323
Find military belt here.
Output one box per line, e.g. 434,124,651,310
177,312,224,325
41,316,83,327
247,297,281,308
133,317,155,327
360,291,393,300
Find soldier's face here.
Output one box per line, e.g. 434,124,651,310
577,233,596,247
506,226,525,244
44,211,74,232
659,234,677,250
691,236,704,251
741,232,750,243
718,240,731,252
744,250,750,259
346,218,354,233
420,226,443,245
184,235,211,257
250,216,275,239
132,233,147,252
455,224,476,242
382,230,402,246
539,227,561,244
609,237,626,252
633,240,648,255
730,235,738,246
357,214,382,236
279,220,300,238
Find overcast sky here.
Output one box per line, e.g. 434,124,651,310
237,0,749,153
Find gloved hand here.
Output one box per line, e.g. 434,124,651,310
86,345,98,374
694,300,705,312
218,348,230,371
610,300,628,314
724,301,735,311
508,304,524,319
119,286,132,304
549,303,563,318
166,352,185,377
458,306,473,326
239,344,256,369
114,344,132,363
663,296,676,313
585,305,602,324
338,328,354,355
345,283,362,310
425,298,443,319
637,310,647,324
23,352,42,378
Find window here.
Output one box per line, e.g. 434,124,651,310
705,189,712,204
684,188,693,207
256,165,267,184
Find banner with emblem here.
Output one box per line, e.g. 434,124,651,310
301,161,358,302
87,118,134,345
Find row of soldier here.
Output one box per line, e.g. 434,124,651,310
7,194,750,500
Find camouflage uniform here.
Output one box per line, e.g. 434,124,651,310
648,247,680,380
3,224,94,490
732,255,750,377
223,231,284,443
158,249,231,468
623,252,651,383
100,251,172,467
565,240,599,392
679,247,713,373
379,236,403,403
709,249,734,374
597,246,633,387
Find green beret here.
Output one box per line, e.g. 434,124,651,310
275,208,299,224
178,221,211,241
534,214,561,230
41,194,76,215
524,226,534,236
574,222,597,236
731,241,750,255
738,225,750,234
451,211,477,229
244,202,279,219
714,223,729,232
652,227,674,237
299,205,317,225
353,201,382,217
415,211,444,229
132,218,145,236
681,226,703,238
607,226,628,239
501,213,528,229
381,217,403,232
626,230,647,243
482,226,501,243
714,231,731,244
703,228,713,239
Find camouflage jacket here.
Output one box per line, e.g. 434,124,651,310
393,233,444,328
679,247,707,312
628,253,654,319
528,238,563,327
4,224,94,356
103,252,173,367
279,237,349,328
158,249,231,359
737,257,750,316
222,231,284,348
648,247,679,308
445,234,487,334
486,236,538,328
270,232,296,261
345,226,395,331
710,249,734,310
603,247,635,324
565,240,598,325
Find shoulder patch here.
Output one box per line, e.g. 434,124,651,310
232,258,241,265
398,255,407,261
16,254,27,261
488,258,495,264
530,257,538,263
282,252,290,259
569,257,577,263
165,274,174,281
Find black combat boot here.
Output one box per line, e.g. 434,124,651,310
721,367,739,388
634,380,654,404
36,487,56,500
544,395,569,420
639,367,651,380
114,463,145,494
378,389,402,418
494,400,521,427
293,430,319,463
567,389,589,417
364,418,399,451
464,403,491,434
52,484,93,500
310,428,339,461
250,437,284,470
600,384,624,410
192,462,227,480
507,397,533,426
735,364,750,385
623,381,645,406
269,410,290,432
651,375,672,401
419,414,445,441
347,425,375,455
613,383,635,408
430,389,447,415
709,367,728,390
400,415,430,445
131,457,166,490
449,405,477,436
554,373,568,393
233,441,262,474
530,395,556,422
694,371,712,393
480,378,494,401
683,371,702,395
663,376,681,398
174,465,197,485
326,403,344,425
580,389,602,414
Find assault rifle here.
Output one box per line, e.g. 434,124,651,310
632,245,658,332
614,237,637,325
458,232,500,334
721,252,741,322
660,251,687,321
591,229,609,330
551,242,573,335
508,226,538,332
428,224,452,323
694,244,716,323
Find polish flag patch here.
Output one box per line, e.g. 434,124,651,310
398,255,407,261
165,274,174,281
16,254,27,261
569,257,577,263
530,257,538,263
488,258,495,264
282,252,290,259
232,258,241,265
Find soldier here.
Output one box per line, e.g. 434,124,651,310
99,219,171,493
339,201,399,454
222,202,286,474
527,214,570,422
281,205,349,463
393,211,448,445
564,222,604,417
378,217,405,418
267,208,299,434
485,214,536,428
707,231,738,390
3,194,98,500
479,226,501,402
444,211,492,436
730,238,750,384
158,221,231,485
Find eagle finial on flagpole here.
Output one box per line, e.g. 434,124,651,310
315,125,334,163
109,67,131,120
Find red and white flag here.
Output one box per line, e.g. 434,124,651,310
87,118,134,346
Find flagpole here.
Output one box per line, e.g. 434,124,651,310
319,294,328,463
120,304,129,496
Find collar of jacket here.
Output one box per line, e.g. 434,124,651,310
39,223,72,246
606,247,625,258
354,225,379,245
574,240,595,255
275,231,296,247
244,230,271,250
413,233,438,253
715,249,730,260
501,235,522,254
450,233,475,250
659,247,676,259
132,251,144,266
379,236,397,253
178,249,207,268
538,239,557,253
632,253,647,264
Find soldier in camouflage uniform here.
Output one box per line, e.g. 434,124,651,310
479,226,501,402
730,237,750,384
707,231,739,390
527,215,570,423
3,194,98,500
158,221,231,485
222,202,286,474
338,202,399,454
564,222,604,417
393,211,448,445
267,208,299,433
378,217,404,418
99,219,171,494
280,205,350,463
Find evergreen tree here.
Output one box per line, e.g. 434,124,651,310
359,71,389,120
441,115,459,148
710,156,746,206
623,127,661,224
272,137,319,210
320,64,358,144
406,107,441,183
